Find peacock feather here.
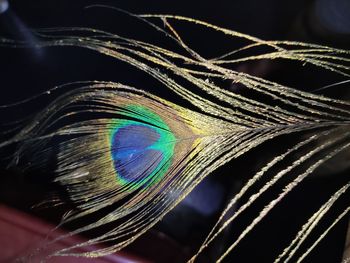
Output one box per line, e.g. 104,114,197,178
0,5,349,262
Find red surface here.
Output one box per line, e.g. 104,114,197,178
0,204,149,263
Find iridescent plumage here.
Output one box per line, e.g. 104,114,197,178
0,7,349,262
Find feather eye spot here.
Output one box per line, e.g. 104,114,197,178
109,106,176,188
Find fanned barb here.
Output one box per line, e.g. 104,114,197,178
0,7,350,262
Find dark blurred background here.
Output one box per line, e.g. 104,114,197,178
0,0,349,262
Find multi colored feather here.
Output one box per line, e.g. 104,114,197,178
0,7,350,262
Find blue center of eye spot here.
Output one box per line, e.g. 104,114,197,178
111,124,165,186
